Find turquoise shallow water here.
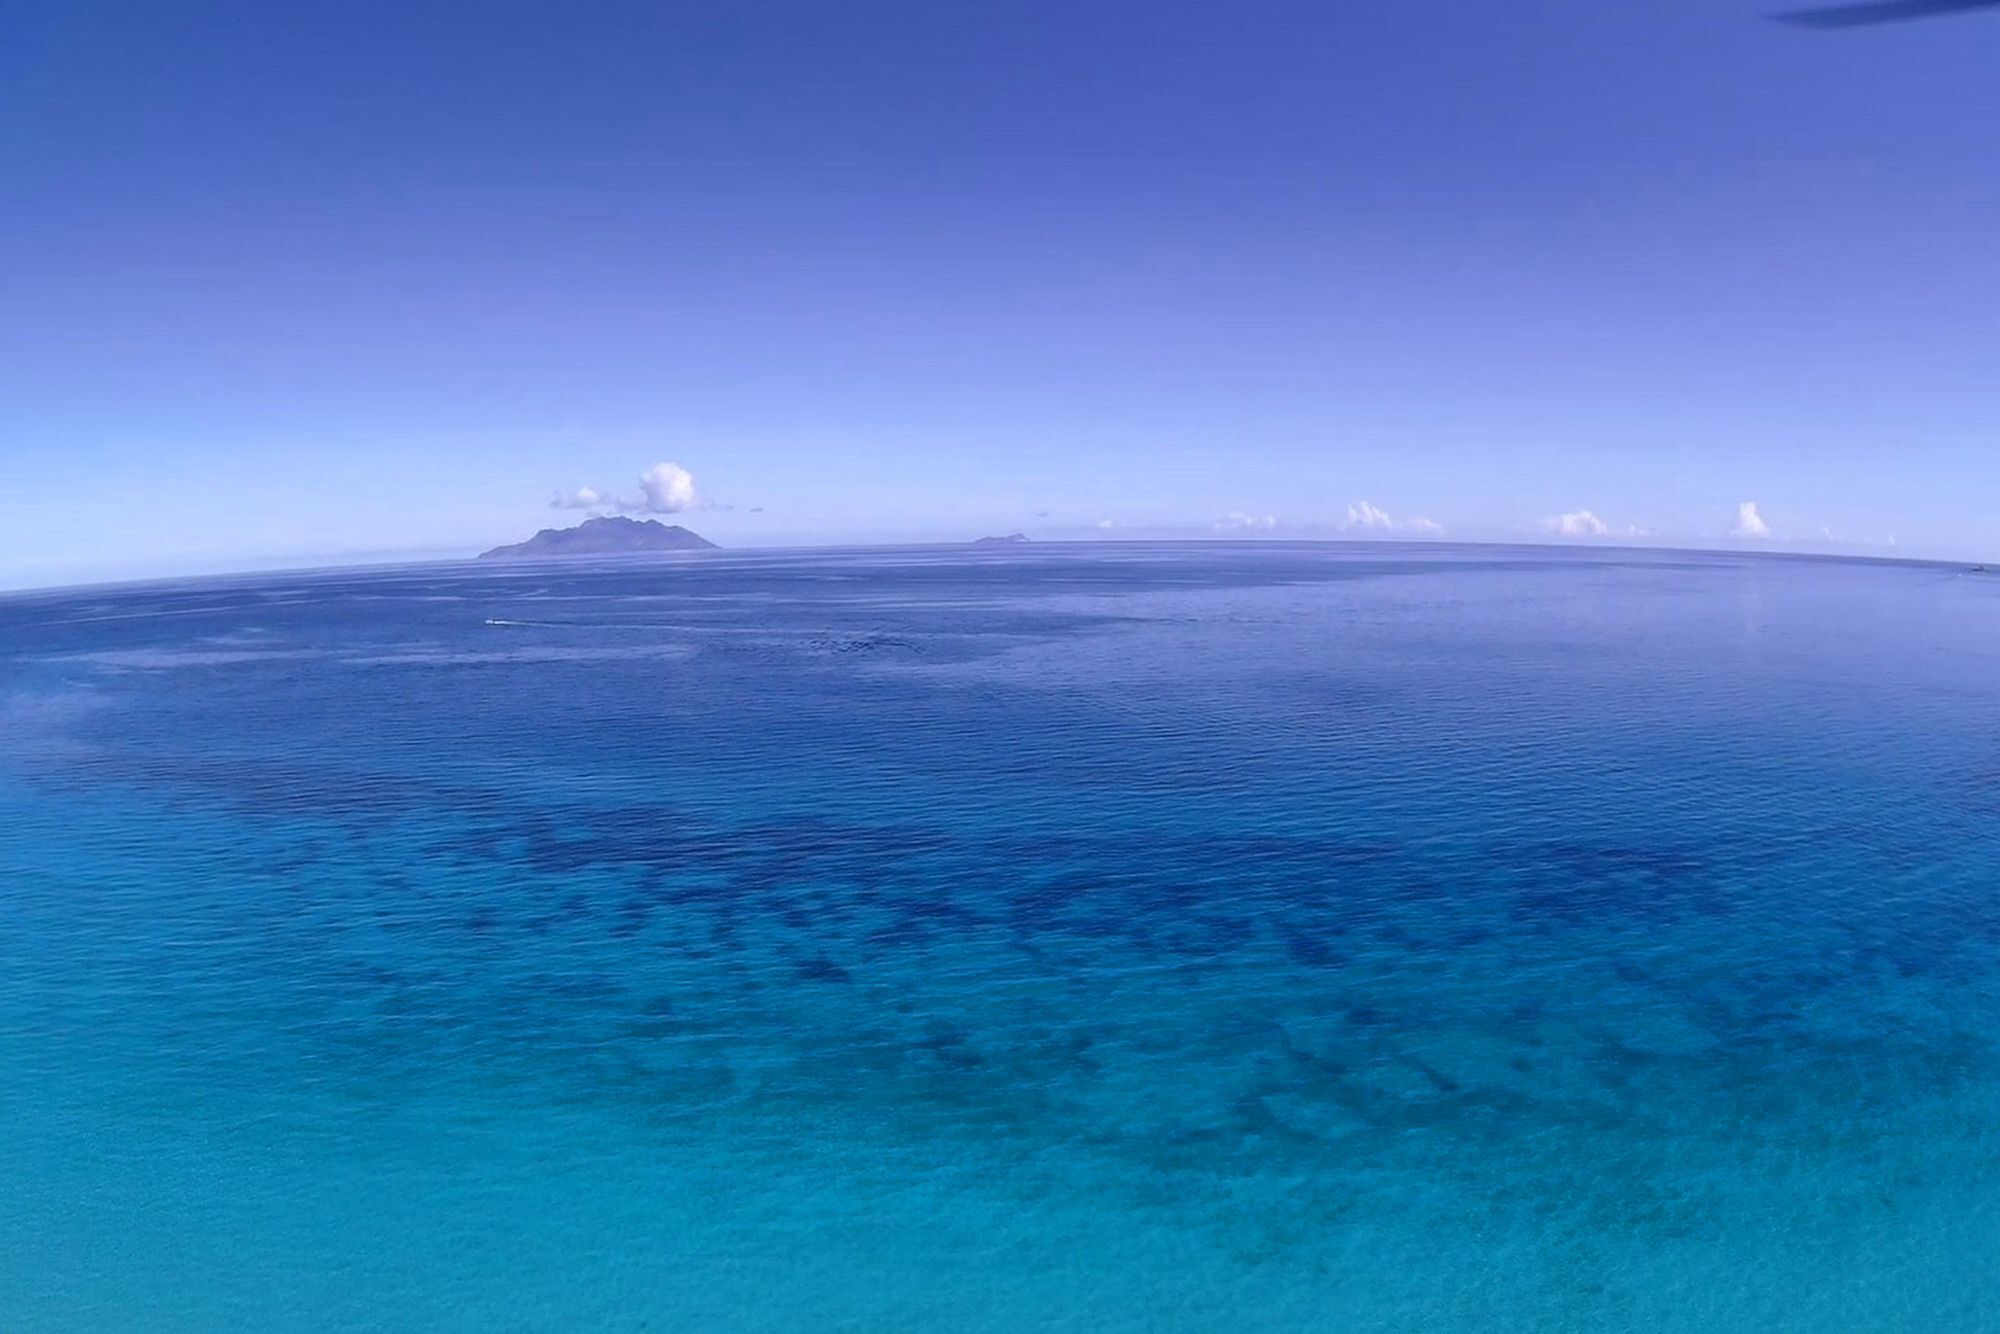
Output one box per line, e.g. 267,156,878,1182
3,543,1999,1330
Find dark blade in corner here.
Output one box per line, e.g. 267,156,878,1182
1774,0,2000,27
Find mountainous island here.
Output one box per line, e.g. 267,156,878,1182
972,533,1031,546
478,516,718,559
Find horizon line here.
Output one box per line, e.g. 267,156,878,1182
1,536,1985,602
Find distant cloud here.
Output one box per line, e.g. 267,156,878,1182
1542,509,1611,537
636,462,699,514
1730,501,1771,539
1217,511,1278,531
1096,518,1117,530
1344,500,1394,532
1822,525,1898,550
551,486,606,511
1035,510,1051,519
552,462,708,516
1343,501,1443,537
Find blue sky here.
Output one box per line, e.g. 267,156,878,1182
3,0,1996,586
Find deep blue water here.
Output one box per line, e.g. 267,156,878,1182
3,543,1999,1330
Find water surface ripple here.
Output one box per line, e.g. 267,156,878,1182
2,544,1997,1330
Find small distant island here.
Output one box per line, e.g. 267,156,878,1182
972,533,1031,546
479,516,719,560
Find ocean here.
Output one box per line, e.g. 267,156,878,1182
2,542,1997,1331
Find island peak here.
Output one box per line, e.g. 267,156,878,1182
479,515,718,560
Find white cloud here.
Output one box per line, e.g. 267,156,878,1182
556,462,707,515
636,462,699,514
1542,509,1611,537
1217,511,1278,531
1095,518,1117,530
1343,501,1442,537
1344,500,1395,532
1730,501,1771,539
1822,525,1898,550
551,486,606,510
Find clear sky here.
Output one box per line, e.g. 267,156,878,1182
3,0,1997,586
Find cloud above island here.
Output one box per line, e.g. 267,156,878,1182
549,462,706,515
637,462,699,514
551,486,606,510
